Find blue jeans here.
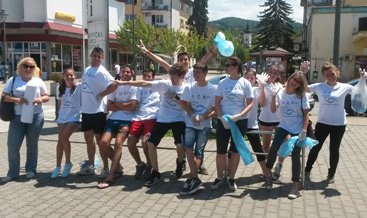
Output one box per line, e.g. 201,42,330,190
266,127,302,182
7,113,44,178
184,127,211,159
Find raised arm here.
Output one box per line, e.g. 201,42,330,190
137,40,171,71
111,80,152,88
198,43,218,65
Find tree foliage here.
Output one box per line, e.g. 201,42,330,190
182,30,209,59
254,0,295,52
188,0,209,37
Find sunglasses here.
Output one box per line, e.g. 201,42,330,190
23,64,36,69
225,63,236,68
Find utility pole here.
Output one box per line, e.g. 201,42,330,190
333,0,341,68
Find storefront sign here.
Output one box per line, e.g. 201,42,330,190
55,12,75,22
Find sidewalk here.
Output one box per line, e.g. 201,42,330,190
0,114,366,217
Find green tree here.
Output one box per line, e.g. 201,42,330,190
155,28,184,55
182,30,209,59
188,0,208,37
255,0,295,51
115,16,158,54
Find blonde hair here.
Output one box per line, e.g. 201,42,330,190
321,62,340,78
285,71,308,98
16,57,37,77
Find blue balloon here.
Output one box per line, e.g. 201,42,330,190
214,32,226,43
218,40,234,57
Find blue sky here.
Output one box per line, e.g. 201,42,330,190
208,0,304,23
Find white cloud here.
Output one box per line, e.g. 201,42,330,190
208,0,304,23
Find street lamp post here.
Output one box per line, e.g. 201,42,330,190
1,9,8,83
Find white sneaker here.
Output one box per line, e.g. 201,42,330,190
1,177,13,183
26,171,35,179
77,165,95,175
288,186,300,199
99,167,109,179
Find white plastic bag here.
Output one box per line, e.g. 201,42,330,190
351,78,367,114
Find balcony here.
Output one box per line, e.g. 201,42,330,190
153,23,168,28
142,4,170,11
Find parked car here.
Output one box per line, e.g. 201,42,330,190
207,74,315,111
344,78,366,116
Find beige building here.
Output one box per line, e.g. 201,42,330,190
301,0,367,82
179,0,193,35
125,0,144,21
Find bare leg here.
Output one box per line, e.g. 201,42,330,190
142,135,151,165
99,132,113,168
186,148,197,178
104,132,127,182
148,142,158,171
59,123,78,164
127,136,142,164
176,144,185,162
84,130,95,167
216,154,226,178
260,125,274,153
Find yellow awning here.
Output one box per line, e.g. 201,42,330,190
352,31,367,43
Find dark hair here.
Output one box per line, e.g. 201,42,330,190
169,62,186,77
120,64,131,72
143,69,155,78
244,68,256,77
193,63,208,73
177,52,190,61
59,68,76,98
92,47,104,55
226,56,243,76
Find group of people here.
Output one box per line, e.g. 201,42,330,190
1,44,364,200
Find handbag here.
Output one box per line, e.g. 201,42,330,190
301,95,315,139
0,77,16,121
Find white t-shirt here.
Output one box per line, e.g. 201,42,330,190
81,65,114,114
309,82,353,125
57,84,82,123
248,87,259,129
184,68,195,84
276,91,310,134
108,85,139,121
133,87,160,121
3,76,48,115
181,82,216,129
258,83,283,123
151,80,186,123
215,77,253,119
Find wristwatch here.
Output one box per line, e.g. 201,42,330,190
175,95,180,100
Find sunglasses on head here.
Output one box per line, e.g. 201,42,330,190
23,64,35,69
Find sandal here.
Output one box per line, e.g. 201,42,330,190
113,171,124,179
97,180,114,189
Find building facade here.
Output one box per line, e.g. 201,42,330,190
301,0,367,82
0,0,126,79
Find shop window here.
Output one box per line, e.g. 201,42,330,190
24,43,29,52
62,44,72,69
41,43,46,52
51,44,62,72
72,46,82,72
30,42,40,52
13,43,23,52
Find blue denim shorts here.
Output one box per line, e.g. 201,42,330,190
184,127,211,159
104,119,132,134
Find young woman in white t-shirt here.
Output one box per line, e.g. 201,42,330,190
263,72,310,199
212,57,254,191
257,66,285,179
302,62,364,184
51,68,81,178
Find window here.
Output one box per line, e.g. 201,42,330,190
186,6,189,14
313,0,331,6
156,0,163,5
125,14,136,21
72,46,82,72
126,0,136,4
152,14,163,24
359,18,367,31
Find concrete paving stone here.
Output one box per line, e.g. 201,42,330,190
212,206,227,215
158,208,175,216
5,213,21,218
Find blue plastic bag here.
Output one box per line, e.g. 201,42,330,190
296,137,319,149
351,78,367,114
218,40,234,57
223,115,254,165
213,32,226,43
278,136,298,158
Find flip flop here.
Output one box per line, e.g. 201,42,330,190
97,180,114,189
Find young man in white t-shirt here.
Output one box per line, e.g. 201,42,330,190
111,62,187,186
136,40,217,84
178,63,216,195
127,69,160,179
97,66,139,188
78,47,117,175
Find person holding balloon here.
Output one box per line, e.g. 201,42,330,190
262,71,310,199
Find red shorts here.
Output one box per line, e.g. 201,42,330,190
128,119,157,139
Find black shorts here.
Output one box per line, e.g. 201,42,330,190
81,112,107,134
148,121,185,146
258,120,279,127
216,119,248,154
